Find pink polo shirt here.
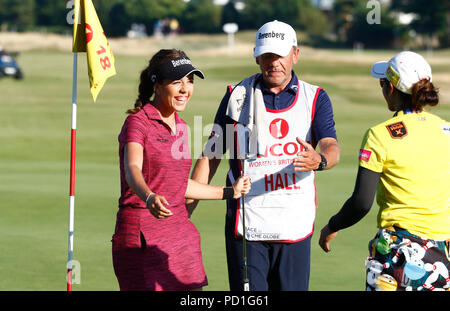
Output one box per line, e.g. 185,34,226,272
114,103,208,290
118,103,191,210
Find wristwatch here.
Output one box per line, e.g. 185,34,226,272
315,153,327,171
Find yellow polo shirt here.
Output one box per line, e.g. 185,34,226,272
359,110,450,241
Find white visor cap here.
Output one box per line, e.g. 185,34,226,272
254,20,297,58
370,51,432,94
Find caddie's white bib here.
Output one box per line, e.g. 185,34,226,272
234,81,321,241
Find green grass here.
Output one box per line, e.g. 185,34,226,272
0,46,449,291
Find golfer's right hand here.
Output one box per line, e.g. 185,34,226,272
146,193,172,219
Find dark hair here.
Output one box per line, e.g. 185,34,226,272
127,49,187,114
410,78,439,110
395,78,439,111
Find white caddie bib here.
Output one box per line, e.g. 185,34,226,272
235,81,321,241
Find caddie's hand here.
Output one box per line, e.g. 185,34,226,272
232,175,251,199
146,193,172,219
318,224,338,253
293,137,322,172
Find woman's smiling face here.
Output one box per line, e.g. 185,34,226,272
155,73,194,114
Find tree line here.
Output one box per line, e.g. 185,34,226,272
0,0,448,48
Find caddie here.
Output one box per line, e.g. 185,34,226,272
188,20,340,291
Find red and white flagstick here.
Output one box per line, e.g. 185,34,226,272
67,52,78,291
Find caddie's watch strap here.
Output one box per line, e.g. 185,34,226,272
315,153,327,171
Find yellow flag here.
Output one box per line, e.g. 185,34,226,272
72,0,116,102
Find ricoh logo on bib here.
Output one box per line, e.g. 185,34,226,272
264,118,306,157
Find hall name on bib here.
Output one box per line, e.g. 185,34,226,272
264,173,300,191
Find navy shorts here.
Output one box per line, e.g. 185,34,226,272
225,234,312,291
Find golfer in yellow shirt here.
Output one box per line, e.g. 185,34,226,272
319,51,450,291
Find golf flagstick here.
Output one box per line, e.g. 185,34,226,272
68,0,116,290
67,52,78,291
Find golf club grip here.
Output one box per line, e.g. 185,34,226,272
244,280,250,291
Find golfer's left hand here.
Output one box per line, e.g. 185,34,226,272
232,175,251,199
319,224,338,253
293,137,321,172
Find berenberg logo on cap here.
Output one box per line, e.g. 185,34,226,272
171,58,192,68
258,31,285,40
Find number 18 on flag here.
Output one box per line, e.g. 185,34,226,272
72,0,116,102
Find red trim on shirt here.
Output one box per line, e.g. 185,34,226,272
310,88,322,148
265,82,300,113
311,88,322,122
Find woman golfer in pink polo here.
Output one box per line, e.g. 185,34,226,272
112,49,250,291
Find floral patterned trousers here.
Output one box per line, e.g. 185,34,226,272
366,227,450,291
